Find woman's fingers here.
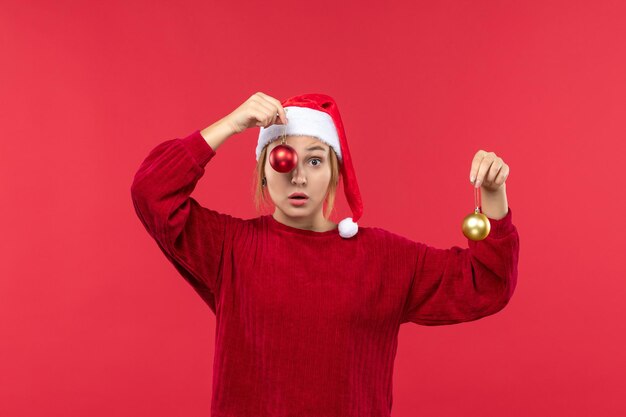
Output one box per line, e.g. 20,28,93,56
495,164,510,185
486,158,503,184
252,109,271,128
470,150,487,187
256,92,288,125
470,150,508,189
471,151,494,188
251,98,277,127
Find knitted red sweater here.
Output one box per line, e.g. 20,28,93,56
130,130,519,417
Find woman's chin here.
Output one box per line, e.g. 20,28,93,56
281,201,315,215
285,206,310,215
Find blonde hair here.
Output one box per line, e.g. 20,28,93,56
253,141,341,220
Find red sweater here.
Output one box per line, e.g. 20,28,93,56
130,129,520,417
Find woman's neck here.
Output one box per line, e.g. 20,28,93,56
272,211,337,232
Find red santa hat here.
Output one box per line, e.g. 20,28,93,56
256,93,363,238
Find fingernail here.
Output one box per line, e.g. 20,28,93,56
475,180,481,188
470,175,475,183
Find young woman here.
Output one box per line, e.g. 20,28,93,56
130,92,519,417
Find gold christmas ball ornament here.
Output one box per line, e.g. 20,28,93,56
462,181,491,241
462,209,491,241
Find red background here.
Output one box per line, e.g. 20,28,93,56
2,1,625,416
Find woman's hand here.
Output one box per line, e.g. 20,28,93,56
223,92,288,135
469,150,510,193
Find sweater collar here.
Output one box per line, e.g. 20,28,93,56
265,215,339,237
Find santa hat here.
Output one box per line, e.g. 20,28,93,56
256,93,363,239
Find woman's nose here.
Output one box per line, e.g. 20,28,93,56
291,167,306,184
291,174,306,184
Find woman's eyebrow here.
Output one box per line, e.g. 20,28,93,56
305,146,327,152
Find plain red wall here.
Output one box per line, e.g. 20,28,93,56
2,1,625,416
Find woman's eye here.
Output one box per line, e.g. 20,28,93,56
309,158,322,166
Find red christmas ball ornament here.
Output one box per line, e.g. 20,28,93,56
269,139,298,173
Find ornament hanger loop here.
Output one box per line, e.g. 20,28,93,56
474,184,482,214
278,108,289,144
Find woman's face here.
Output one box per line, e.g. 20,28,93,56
265,135,332,223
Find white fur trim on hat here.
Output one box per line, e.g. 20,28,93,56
256,106,342,161
338,217,358,238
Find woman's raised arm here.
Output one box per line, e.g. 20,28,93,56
129,92,288,310
129,123,237,310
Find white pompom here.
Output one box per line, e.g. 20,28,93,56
338,217,358,238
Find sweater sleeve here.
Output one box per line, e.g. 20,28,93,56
400,207,519,326
130,129,237,311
